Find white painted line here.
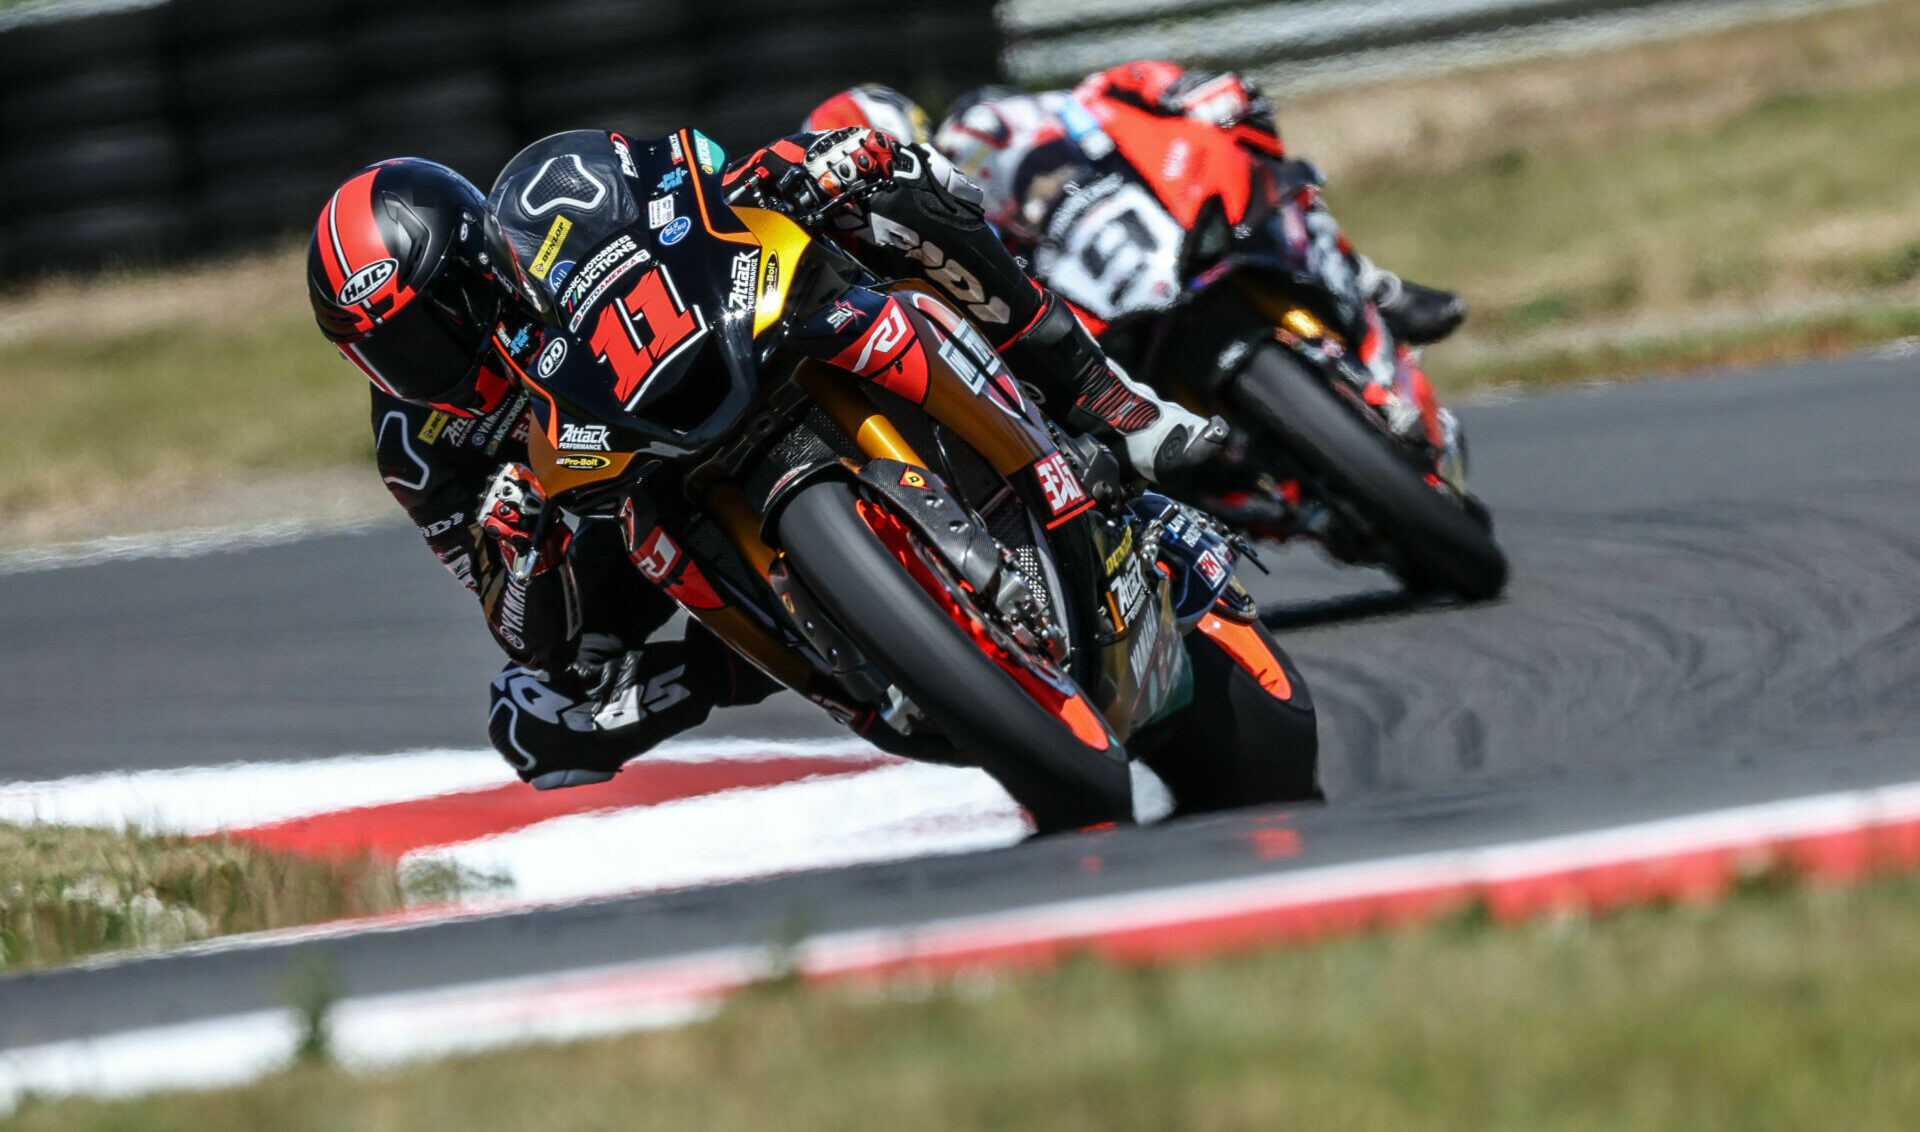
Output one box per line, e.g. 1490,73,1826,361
0,517,391,577
9,774,1920,1116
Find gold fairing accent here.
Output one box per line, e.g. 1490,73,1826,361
525,418,635,496
793,362,926,466
729,205,814,338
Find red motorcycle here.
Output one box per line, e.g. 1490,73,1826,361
1029,95,1507,600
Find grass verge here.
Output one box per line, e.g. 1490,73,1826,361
10,873,1920,1130
7,2,1920,543
0,822,403,971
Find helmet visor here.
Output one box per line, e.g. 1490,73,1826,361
342,243,505,404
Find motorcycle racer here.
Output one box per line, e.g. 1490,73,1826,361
307,141,1229,792
309,157,781,790
809,67,1465,348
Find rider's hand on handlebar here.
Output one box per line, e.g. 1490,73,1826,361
734,128,898,216
480,463,562,577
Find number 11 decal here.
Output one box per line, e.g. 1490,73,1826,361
589,264,709,407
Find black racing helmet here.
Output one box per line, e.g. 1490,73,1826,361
308,158,532,415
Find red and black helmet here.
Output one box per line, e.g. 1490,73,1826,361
802,84,931,146
308,158,528,416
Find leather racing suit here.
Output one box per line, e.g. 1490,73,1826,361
934,62,1465,346
371,352,778,791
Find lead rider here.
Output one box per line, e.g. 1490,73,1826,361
307,125,1225,791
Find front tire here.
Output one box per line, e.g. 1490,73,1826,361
1229,344,1508,600
778,481,1134,833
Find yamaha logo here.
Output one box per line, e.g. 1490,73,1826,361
337,258,397,307
536,337,568,379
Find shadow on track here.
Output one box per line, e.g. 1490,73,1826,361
1258,587,1442,631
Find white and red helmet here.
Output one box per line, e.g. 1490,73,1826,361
803,84,931,146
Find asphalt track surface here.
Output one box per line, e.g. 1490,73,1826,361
2,351,1916,1046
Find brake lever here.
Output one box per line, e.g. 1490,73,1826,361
509,505,557,584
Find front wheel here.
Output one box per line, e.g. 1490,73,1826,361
1229,344,1508,600
777,480,1134,833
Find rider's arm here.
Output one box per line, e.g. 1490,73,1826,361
370,390,580,672
1075,61,1283,157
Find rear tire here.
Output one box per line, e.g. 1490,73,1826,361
1229,344,1508,600
778,481,1134,832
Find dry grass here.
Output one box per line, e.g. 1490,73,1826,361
1280,1,1920,388
12,875,1920,1130
0,823,403,970
5,2,1920,541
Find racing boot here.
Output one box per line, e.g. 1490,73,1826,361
1358,256,1467,346
1001,293,1226,484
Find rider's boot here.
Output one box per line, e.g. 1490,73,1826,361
1000,293,1226,484
1357,256,1467,346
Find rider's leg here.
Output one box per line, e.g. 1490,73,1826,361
848,142,1224,482
1354,253,1467,346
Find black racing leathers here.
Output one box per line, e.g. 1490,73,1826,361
371,383,778,787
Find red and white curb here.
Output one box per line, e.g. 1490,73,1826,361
0,740,1035,907
5,776,1920,1110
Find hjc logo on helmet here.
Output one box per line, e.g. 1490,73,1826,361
337,259,397,307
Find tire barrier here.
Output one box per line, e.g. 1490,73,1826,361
0,0,1000,279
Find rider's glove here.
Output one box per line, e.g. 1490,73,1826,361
479,462,561,577
731,128,901,215
802,127,898,198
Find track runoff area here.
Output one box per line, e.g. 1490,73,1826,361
2,349,1918,1104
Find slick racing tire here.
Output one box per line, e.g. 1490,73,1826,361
1230,344,1508,600
779,480,1134,833
1135,615,1320,816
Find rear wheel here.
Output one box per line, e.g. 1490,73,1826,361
778,480,1134,832
1229,344,1508,600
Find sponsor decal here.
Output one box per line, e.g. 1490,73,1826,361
483,391,531,456
899,468,929,490
693,132,723,174
445,417,475,446
848,301,909,374
937,334,985,395
760,251,780,305
336,258,396,307
657,168,687,194
630,526,679,582
1108,556,1149,629
826,299,862,330
497,574,529,651
529,215,572,280
1196,548,1228,585
556,453,612,471
1104,526,1134,577
563,235,642,310
535,336,568,379
557,422,611,451
566,245,648,333
1126,595,1161,675
865,214,1009,325
668,134,685,165
505,324,534,356
808,693,861,725
610,132,638,178
659,216,691,246
648,195,675,229
1033,450,1088,519
417,410,451,444
420,512,465,538
548,260,575,290
727,250,758,312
